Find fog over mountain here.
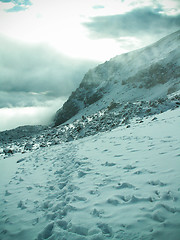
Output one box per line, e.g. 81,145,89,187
0,35,98,131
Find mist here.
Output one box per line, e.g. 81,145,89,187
0,35,98,131
0,98,66,131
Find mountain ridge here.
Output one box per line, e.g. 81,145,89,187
54,30,180,126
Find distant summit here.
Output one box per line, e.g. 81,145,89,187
54,30,180,126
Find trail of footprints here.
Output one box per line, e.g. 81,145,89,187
1,134,180,240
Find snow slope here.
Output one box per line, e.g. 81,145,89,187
54,30,180,126
1,92,179,158
1,107,180,240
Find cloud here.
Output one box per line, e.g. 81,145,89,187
6,5,28,12
0,91,67,131
0,0,32,12
0,91,61,108
0,99,63,131
0,35,97,108
83,7,180,40
0,35,97,130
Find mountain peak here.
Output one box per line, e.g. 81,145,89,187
54,30,180,126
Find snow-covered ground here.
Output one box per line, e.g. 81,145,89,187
1,92,180,158
0,107,180,240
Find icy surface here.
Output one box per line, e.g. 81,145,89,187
0,108,180,240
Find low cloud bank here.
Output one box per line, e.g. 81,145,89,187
0,98,66,131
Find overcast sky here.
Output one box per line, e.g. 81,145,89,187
0,0,180,130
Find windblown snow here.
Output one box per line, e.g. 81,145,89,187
54,30,180,126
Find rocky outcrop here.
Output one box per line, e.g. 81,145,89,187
1,92,180,158
54,30,180,126
54,73,107,126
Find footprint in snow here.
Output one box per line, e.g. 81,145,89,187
41,201,53,210
159,152,167,155
32,217,39,226
147,180,167,187
56,220,68,230
54,169,64,175
5,190,12,196
153,203,177,213
123,165,136,170
107,198,120,206
37,222,54,240
58,182,67,190
17,200,27,209
102,149,109,152
116,195,131,202
78,171,87,178
102,162,116,167
72,196,87,202
161,191,178,201
145,212,166,223
114,154,123,158
97,222,113,237
114,143,121,146
130,149,139,152
116,195,153,203
115,182,135,189
91,208,104,218
89,189,100,196
68,184,80,192
68,224,89,236
134,169,156,175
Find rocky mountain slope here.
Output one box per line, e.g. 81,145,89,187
54,30,180,126
0,30,180,158
1,90,179,158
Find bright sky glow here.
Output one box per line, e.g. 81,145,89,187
0,0,179,61
0,0,125,60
